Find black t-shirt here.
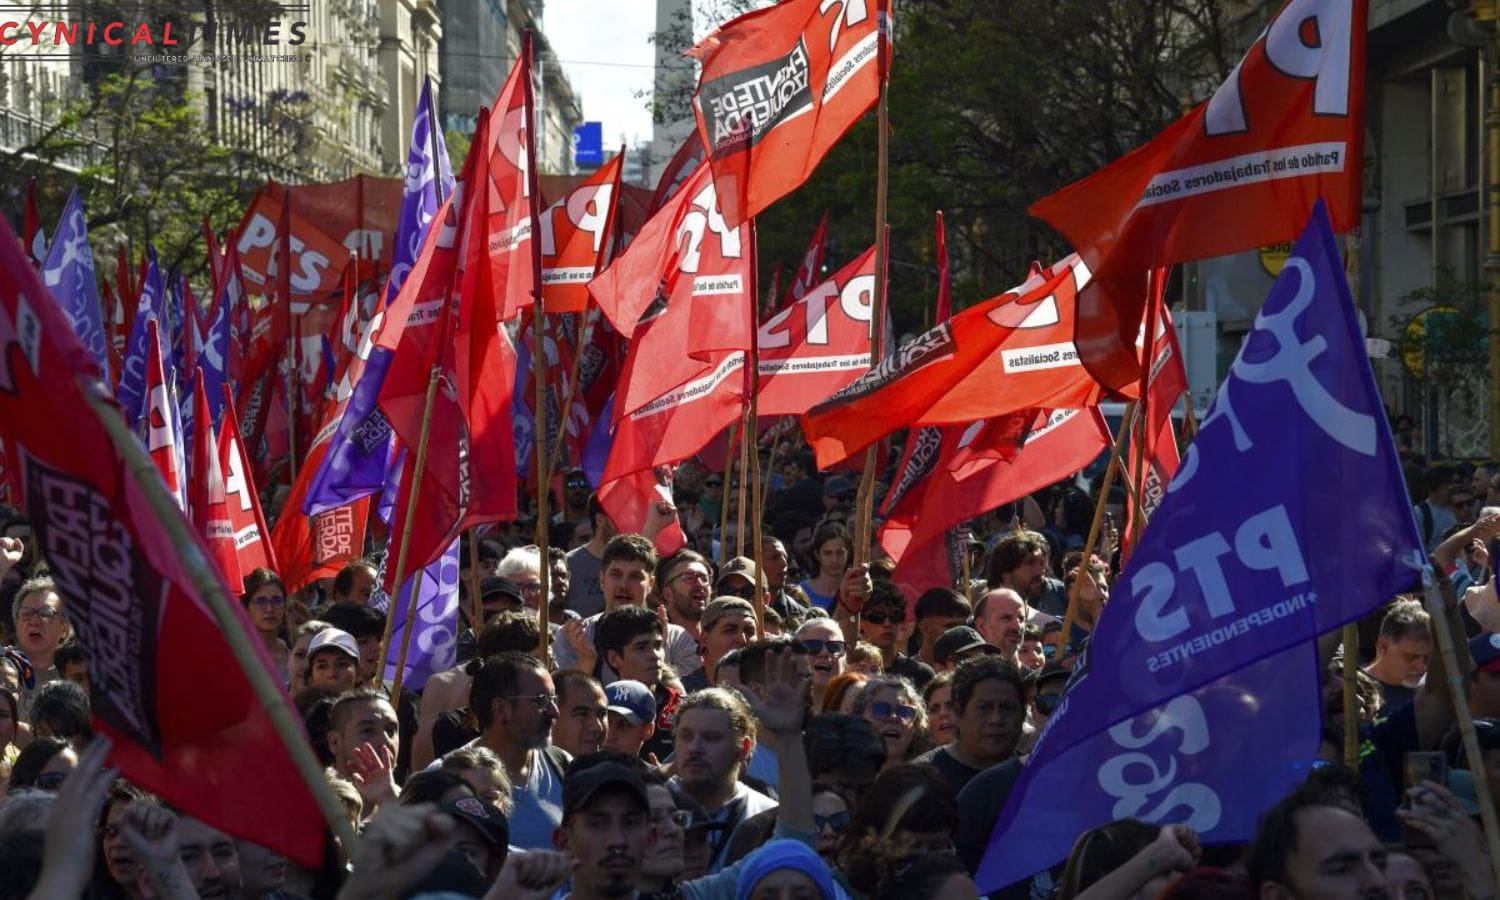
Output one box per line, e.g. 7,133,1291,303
952,758,1059,900
432,707,480,760
1376,679,1417,712
1361,697,1422,841
914,744,985,797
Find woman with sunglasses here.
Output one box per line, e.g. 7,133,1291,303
811,786,851,867
240,567,290,684
795,617,847,712
853,676,931,770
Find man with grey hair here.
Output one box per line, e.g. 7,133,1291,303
1364,599,1431,709
973,588,1028,659
496,546,545,613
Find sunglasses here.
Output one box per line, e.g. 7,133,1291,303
869,701,918,724
34,771,66,791
797,638,846,657
815,811,852,831
1034,693,1063,715
718,581,755,600
862,610,906,625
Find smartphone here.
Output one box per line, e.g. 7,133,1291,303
1402,751,1448,849
1404,751,1447,792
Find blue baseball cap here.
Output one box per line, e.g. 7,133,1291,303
604,679,657,726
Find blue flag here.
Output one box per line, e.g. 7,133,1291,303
977,202,1425,890
382,536,462,692
303,76,452,516
116,250,166,425
41,189,108,381
197,273,235,429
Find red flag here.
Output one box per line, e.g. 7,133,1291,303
222,244,250,384
690,0,888,226
589,161,754,419
802,254,1106,467
218,385,278,580
649,131,708,215
1120,284,1188,563
757,245,874,416
935,210,951,324
602,354,746,548
476,43,541,324
142,320,184,508
541,154,623,313
1030,0,1365,391
0,433,18,506
0,215,326,865
562,307,626,466
598,466,687,556
761,262,783,323
23,179,45,266
203,218,223,297
881,409,1110,598
781,212,829,310
269,412,371,592
189,370,242,592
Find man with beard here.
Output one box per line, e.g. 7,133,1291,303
916,655,1026,795
552,535,700,681
986,531,1067,618
659,550,713,643
669,688,778,873
1247,786,1392,900
235,839,293,899
445,651,569,850
1363,600,1431,709
684,598,758,692
973,588,1028,660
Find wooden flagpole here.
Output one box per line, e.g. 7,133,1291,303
1060,401,1137,652
466,530,484,635
82,384,361,861
852,58,891,571
523,32,553,666
1423,572,1500,890
720,423,736,556
747,222,766,634
736,405,750,559
381,72,459,691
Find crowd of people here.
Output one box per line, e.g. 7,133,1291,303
2,438,1500,899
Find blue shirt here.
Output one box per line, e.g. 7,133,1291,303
507,747,568,850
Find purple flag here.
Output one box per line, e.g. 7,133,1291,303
382,537,461,691
196,268,235,429
41,189,108,381
977,202,1425,889
116,250,165,425
303,76,452,516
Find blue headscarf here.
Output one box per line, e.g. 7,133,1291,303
736,839,840,900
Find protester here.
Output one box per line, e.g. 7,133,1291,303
660,549,715,641
29,679,90,741
9,574,68,714
1364,599,1432,709
552,669,609,759
912,588,972,670
552,534,699,680
603,679,658,758
796,616,847,712
917,655,1026,795
497,546,547,613
329,559,379,606
852,675,929,769
240,568,290,683
931,625,1001,675
414,610,542,769
858,583,933,689
302,628,361,696
972,588,1028,659
691,597,760,692
798,523,852,612
7,735,75,792
986,530,1067,617
671,688,779,873
923,672,957,747
1056,821,1200,900
565,494,615,619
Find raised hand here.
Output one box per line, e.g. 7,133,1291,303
837,564,872,612
644,499,678,539
1397,781,1491,898
737,646,807,740
120,802,197,900
0,536,22,578
484,849,576,900
347,742,398,816
336,803,456,900
29,736,118,899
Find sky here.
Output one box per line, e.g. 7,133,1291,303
544,0,659,149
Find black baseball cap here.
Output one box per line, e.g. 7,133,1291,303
440,796,509,851
934,626,1000,665
479,577,524,606
562,758,649,822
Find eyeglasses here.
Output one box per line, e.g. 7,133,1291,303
16,607,61,623
815,811,852,831
797,638,846,657
34,771,66,791
671,570,711,586
869,701,918,724
1034,693,1063,715
506,692,559,712
250,595,285,610
515,581,543,593
862,610,905,625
